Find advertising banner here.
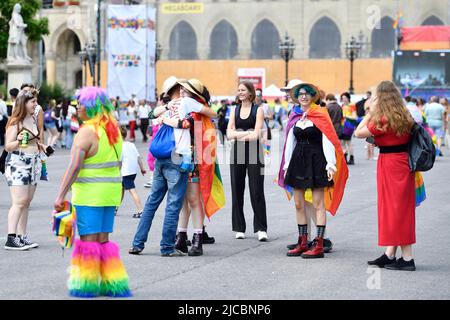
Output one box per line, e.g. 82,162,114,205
107,5,156,101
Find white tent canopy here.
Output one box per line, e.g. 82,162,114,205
263,84,285,98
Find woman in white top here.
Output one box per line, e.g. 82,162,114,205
282,83,341,259
138,100,151,142
127,100,137,142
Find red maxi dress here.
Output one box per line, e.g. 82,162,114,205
368,122,416,246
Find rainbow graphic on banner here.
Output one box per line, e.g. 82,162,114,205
108,17,155,32
112,54,141,68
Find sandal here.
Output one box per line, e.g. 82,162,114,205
132,212,142,219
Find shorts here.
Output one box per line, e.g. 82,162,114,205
74,205,116,236
122,174,137,190
188,165,200,183
45,121,56,129
430,125,444,139
4,151,41,187
339,134,353,141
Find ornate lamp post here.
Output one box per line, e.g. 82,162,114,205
79,43,97,86
78,47,87,87
155,42,163,62
279,32,296,87
345,36,362,95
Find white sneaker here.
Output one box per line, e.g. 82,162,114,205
258,231,268,242
235,232,245,240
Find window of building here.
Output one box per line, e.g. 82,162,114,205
422,15,444,26
309,17,341,59
371,16,395,58
209,20,238,59
251,19,280,59
169,21,198,60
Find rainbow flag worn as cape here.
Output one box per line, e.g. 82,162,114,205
193,113,225,219
278,105,349,215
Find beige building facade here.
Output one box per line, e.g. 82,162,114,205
27,0,449,95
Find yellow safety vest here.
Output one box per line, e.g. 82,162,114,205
72,125,123,207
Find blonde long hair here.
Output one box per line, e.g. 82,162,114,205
371,81,414,136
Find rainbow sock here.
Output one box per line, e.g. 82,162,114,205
68,240,101,298
99,241,132,297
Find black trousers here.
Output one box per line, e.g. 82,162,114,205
230,162,267,233
140,118,149,142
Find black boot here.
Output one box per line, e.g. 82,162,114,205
344,153,348,164
348,155,355,165
175,232,188,254
202,226,215,244
188,233,203,256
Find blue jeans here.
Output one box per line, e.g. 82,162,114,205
131,158,188,254
63,119,74,149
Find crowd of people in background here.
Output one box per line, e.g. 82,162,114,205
0,77,448,299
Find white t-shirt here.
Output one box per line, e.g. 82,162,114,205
128,106,137,121
167,97,203,156
121,141,141,176
0,99,7,121
138,104,151,119
67,106,77,119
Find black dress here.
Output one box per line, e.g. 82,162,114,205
285,124,334,190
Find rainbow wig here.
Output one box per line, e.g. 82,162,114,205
68,240,101,298
77,86,120,146
99,241,132,297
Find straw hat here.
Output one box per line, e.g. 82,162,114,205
161,76,179,96
178,78,208,103
290,83,320,103
281,79,303,92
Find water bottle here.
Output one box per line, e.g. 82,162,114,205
20,131,29,148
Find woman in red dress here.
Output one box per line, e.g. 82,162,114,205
355,81,416,271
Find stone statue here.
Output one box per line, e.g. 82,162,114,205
7,3,32,64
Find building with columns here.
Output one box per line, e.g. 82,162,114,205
27,0,450,96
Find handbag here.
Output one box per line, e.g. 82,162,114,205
52,201,77,249
150,124,175,159
0,149,7,174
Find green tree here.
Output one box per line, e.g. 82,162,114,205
0,0,49,61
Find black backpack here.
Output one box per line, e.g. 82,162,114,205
408,123,436,172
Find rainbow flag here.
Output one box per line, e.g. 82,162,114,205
393,12,404,30
415,172,426,207
263,143,271,155
195,114,225,219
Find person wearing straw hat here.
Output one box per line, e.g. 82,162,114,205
278,83,348,259
128,77,216,257
163,79,225,256
281,80,334,253
54,87,131,297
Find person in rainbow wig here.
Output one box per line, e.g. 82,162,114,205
54,86,131,298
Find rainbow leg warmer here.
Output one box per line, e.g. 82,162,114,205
99,241,132,297
68,240,101,298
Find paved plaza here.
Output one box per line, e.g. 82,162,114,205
0,132,449,300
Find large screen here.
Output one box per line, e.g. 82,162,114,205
394,51,450,89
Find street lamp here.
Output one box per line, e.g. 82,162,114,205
155,42,163,62
279,32,296,87
78,48,87,87
79,43,97,86
345,36,362,95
